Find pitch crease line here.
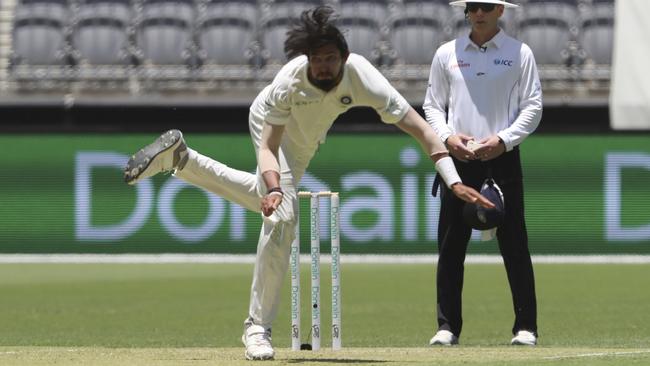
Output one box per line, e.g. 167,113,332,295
544,350,650,360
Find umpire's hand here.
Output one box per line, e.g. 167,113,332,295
445,134,477,162
474,135,506,161
451,183,496,209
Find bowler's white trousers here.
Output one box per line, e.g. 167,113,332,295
174,146,306,330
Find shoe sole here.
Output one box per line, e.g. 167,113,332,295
511,340,536,346
430,340,459,346
244,352,274,361
124,129,183,185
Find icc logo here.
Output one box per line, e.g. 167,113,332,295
292,324,300,338
494,59,513,66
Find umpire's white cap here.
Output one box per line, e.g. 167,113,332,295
449,0,519,8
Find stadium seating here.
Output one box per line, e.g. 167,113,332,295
12,0,70,66
337,0,388,63
197,0,258,65
136,0,195,66
390,17,443,65
451,12,471,40
579,0,614,65
7,0,615,71
389,0,448,64
72,0,133,65
517,0,579,65
1,0,614,101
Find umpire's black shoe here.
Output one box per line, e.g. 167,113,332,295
123,129,188,185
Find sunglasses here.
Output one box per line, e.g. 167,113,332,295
466,3,497,13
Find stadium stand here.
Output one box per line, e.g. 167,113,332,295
0,0,613,106
196,0,258,66
336,0,389,64
72,0,134,66
69,0,135,88
9,0,74,86
517,0,579,65
136,0,195,65
579,0,614,65
389,0,448,65
11,0,70,66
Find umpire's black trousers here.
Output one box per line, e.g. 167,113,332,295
436,147,537,337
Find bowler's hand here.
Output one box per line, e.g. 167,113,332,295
261,193,283,217
451,183,495,209
446,134,477,162
474,135,506,161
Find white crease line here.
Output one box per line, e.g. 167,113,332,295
544,350,650,360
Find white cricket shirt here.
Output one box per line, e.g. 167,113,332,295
249,54,410,165
423,30,542,151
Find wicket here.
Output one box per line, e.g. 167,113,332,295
291,191,342,351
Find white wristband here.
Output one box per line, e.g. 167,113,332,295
435,156,462,188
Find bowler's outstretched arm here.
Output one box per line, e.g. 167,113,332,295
396,108,495,209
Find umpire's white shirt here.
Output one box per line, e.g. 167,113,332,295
423,30,542,151
249,53,410,169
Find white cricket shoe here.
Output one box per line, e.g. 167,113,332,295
429,330,459,346
511,330,537,345
123,129,188,185
242,324,275,361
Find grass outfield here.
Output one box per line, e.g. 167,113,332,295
0,263,649,365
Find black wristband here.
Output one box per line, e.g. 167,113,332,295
267,187,283,195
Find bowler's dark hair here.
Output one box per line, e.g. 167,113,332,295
284,6,349,60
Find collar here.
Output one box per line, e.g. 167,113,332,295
462,28,506,51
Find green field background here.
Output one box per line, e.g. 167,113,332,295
1,134,649,254
1,263,649,349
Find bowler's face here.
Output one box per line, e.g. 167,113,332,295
307,43,346,91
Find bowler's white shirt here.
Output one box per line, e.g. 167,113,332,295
423,30,542,151
249,53,410,166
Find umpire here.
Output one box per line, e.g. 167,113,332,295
423,0,542,346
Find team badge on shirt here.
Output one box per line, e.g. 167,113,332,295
340,96,352,105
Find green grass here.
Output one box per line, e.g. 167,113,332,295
2,347,650,366
0,263,649,365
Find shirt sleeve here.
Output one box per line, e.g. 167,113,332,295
353,56,410,124
423,48,453,142
497,44,543,151
260,77,292,126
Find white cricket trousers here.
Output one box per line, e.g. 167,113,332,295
174,147,305,330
